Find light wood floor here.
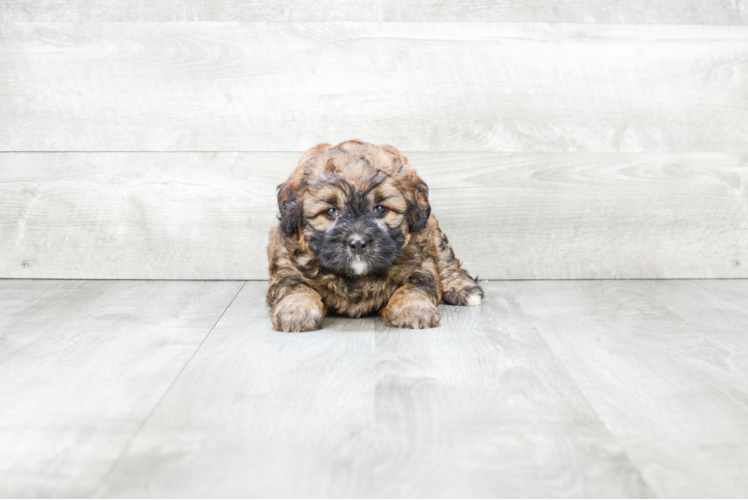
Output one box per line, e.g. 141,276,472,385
1,280,747,498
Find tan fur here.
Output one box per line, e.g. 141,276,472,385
267,140,484,332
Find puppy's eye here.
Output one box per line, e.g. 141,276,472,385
324,207,339,218
373,205,387,217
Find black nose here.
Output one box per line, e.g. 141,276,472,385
348,235,368,254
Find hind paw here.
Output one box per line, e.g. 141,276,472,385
443,282,484,306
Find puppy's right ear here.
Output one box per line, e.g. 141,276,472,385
277,181,304,237
278,143,331,237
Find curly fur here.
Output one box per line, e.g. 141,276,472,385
267,140,483,332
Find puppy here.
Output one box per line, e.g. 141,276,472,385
267,140,483,332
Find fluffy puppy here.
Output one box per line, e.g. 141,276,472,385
267,140,483,332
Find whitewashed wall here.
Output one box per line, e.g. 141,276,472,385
1,1,746,279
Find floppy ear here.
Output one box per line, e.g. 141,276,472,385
276,143,332,237
406,172,431,234
277,180,304,237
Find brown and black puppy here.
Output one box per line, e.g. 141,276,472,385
267,140,483,332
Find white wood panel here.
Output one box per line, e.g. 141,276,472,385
0,152,288,280
2,23,748,152
507,280,748,497
429,152,748,279
0,279,243,498
2,152,746,280
2,0,747,23
94,282,650,498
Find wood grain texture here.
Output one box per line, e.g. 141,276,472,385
2,0,747,23
0,279,243,498
0,152,289,280
94,282,650,498
1,152,746,280
506,280,748,497
3,22,748,152
366,293,650,497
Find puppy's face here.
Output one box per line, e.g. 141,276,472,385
304,172,408,277
277,141,430,278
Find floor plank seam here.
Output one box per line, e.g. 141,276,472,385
527,323,659,496
84,280,248,498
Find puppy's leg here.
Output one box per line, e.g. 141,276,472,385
381,266,441,329
268,278,325,332
273,297,324,332
381,285,440,329
428,214,484,306
267,229,325,332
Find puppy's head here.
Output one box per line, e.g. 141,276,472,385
277,140,430,278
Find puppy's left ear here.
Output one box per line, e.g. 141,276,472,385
406,172,431,233
277,180,304,237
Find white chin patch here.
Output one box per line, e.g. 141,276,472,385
351,259,369,275
466,293,482,306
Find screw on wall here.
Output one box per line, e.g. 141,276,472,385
735,260,742,268
21,260,29,268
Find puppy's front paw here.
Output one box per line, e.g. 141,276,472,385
382,299,440,329
272,293,324,332
443,280,484,307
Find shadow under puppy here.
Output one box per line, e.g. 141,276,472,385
267,140,483,331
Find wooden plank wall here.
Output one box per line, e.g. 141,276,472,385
1,1,747,279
